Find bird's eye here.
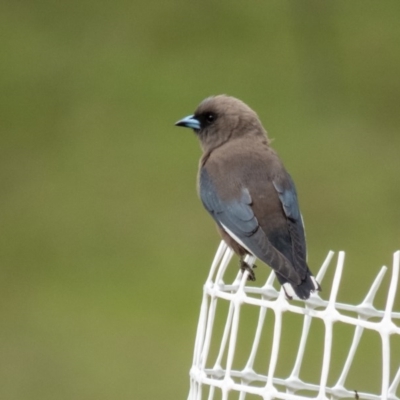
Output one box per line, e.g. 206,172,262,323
205,113,215,123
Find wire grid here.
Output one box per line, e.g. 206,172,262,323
188,242,400,400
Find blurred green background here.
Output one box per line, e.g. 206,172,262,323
1,0,399,398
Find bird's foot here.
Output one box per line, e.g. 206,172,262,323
240,259,256,281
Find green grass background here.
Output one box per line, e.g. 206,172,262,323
1,0,399,398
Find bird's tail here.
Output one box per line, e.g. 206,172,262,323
278,271,320,300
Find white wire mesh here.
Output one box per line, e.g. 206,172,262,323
188,242,400,400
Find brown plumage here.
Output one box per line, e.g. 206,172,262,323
175,95,320,300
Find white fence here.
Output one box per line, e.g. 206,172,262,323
188,242,400,400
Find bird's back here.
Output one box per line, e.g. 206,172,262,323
199,136,312,293
200,137,294,242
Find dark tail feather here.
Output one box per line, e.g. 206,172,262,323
276,271,321,300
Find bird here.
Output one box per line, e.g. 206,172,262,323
175,95,320,300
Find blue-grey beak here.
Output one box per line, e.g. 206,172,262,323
175,115,201,130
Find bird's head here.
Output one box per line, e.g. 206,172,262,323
175,95,268,153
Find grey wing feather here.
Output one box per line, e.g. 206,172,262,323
200,170,258,236
272,179,300,221
200,168,301,285
273,175,307,274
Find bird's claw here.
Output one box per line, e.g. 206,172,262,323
240,260,256,281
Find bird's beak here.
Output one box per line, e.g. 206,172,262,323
175,115,201,130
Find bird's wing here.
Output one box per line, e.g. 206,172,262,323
272,175,307,275
200,168,258,237
200,167,301,284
